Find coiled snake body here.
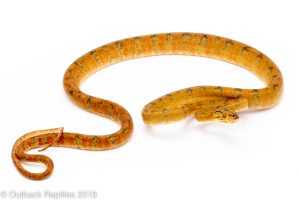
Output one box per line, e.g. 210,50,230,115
12,33,283,180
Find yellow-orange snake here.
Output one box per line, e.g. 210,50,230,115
12,33,283,180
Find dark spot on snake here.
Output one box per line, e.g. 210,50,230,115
122,128,129,135
87,98,92,105
273,84,279,90
201,35,208,39
186,88,193,94
224,40,233,48
214,36,221,41
256,54,263,60
215,86,223,92
89,50,96,55
181,33,190,42
167,94,172,97
65,77,74,82
241,46,249,55
109,103,114,109
200,35,208,46
74,135,81,147
215,110,223,115
109,135,119,144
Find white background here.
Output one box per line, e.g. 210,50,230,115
0,0,299,199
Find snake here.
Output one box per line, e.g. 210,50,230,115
11,33,283,180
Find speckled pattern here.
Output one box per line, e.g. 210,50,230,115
12,33,283,180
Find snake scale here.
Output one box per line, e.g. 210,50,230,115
12,33,283,180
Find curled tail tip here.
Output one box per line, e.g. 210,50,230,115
12,154,54,180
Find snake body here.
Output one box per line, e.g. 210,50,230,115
12,33,283,180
